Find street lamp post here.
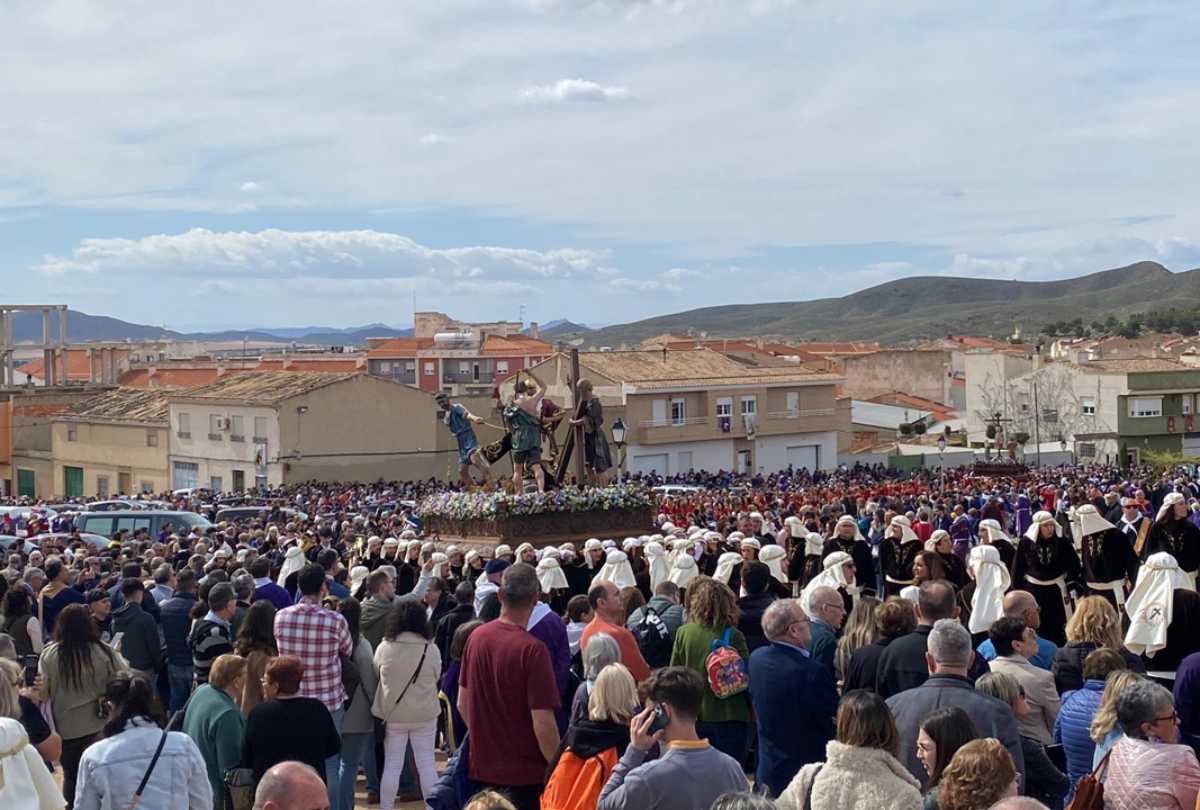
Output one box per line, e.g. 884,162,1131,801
611,418,627,482
937,434,946,490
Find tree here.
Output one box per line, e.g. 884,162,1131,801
1041,323,1058,337
1090,320,1105,333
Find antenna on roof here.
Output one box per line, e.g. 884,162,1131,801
519,304,527,329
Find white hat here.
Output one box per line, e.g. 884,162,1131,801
541,546,561,561
661,522,676,533
446,544,462,557
349,565,369,595
925,529,950,552
741,538,761,551
967,545,1011,635
400,529,417,540
495,544,514,559
784,516,804,538
1024,511,1060,541
1125,552,1194,658
805,531,825,557
430,552,449,579
713,552,742,586
592,549,637,590
421,541,435,554
584,538,603,552
1157,492,1187,522
800,551,855,617
759,545,787,584
834,515,866,543
645,541,670,590
277,545,305,587
536,556,569,593
406,539,423,553
1074,504,1116,539
515,542,536,558
383,537,399,547
622,537,644,551
888,515,918,543
465,549,481,565
977,519,1011,545
667,555,699,588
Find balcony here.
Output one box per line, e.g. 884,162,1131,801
634,416,714,444
766,408,835,419
763,407,841,433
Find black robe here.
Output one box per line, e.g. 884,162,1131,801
1080,528,1140,610
1012,534,1083,647
1146,517,1200,574
879,538,920,598
822,537,876,597
1143,589,1200,672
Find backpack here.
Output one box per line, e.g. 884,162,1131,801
340,652,362,711
630,606,672,669
541,747,618,810
705,627,748,699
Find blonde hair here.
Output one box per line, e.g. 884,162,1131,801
209,653,247,690
835,595,880,682
464,790,518,810
1090,670,1143,743
588,663,638,724
1066,596,1123,649
0,659,19,721
937,738,1016,810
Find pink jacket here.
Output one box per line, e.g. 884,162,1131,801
1102,736,1200,809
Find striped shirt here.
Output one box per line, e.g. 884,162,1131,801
274,599,352,713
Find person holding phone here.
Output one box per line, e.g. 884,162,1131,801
596,666,747,810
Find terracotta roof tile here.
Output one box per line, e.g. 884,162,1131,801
168,371,357,404
59,387,171,423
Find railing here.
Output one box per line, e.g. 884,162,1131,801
640,416,710,428
766,408,835,419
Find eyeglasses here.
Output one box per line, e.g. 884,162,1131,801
1153,711,1179,724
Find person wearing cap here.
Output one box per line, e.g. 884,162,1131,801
1012,511,1083,647
475,558,510,616
1146,491,1200,584
436,391,490,490
1075,503,1140,612
823,516,876,597
879,516,921,598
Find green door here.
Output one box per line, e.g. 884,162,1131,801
16,469,34,498
64,466,83,498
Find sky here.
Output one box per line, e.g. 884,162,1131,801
5,0,1200,332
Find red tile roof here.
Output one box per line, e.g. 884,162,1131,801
480,334,553,355
868,391,957,421
19,348,130,382
365,337,435,358
119,368,225,388
254,358,364,372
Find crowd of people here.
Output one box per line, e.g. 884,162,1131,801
1,461,1200,809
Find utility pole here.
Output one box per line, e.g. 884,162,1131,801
1033,378,1042,467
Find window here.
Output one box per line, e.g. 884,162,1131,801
67,425,77,442
146,430,157,447
172,461,199,490
253,417,268,442
459,361,471,373
405,361,415,372
496,361,509,375
716,397,733,417
177,412,191,438
96,476,110,499
670,399,686,425
1130,397,1163,418
230,415,244,441
740,396,757,416
1078,442,1097,458
378,361,392,373
1081,397,1096,416
786,391,800,416
424,362,435,376
211,476,223,492
232,469,245,491
209,413,223,439
1185,395,1194,416
140,481,154,494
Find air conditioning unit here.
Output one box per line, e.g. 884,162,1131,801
215,417,231,431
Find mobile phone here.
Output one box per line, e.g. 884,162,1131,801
21,655,38,687
647,703,670,734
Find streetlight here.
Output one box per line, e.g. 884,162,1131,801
936,434,946,489
611,418,627,481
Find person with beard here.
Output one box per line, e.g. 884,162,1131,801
1074,504,1140,613
1145,491,1200,584
977,519,1017,573
823,515,876,596
515,542,539,567
879,515,921,598
1012,511,1083,647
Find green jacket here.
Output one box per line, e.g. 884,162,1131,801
183,683,245,810
40,641,127,741
669,623,751,724
808,620,838,678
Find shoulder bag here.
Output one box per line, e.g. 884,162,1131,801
374,642,429,741
126,727,169,810
1066,750,1110,810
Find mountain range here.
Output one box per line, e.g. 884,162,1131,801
21,260,1196,348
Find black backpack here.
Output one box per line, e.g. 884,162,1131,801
631,606,672,669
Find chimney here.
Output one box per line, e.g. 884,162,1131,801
529,322,539,339
662,346,668,363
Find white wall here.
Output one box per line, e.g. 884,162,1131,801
627,439,733,476
755,431,838,472
963,351,1034,443
168,402,283,489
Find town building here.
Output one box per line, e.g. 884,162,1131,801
51,388,171,497
506,349,847,475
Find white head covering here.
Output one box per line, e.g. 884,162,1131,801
1074,504,1116,540
645,541,670,590
741,538,761,551
541,546,561,561
515,542,536,559
495,544,514,559
661,522,676,534
967,545,1011,634
925,529,950,552
784,516,804,538
1157,491,1187,522
593,550,637,590
726,531,745,547
349,565,369,596
804,531,826,557
277,545,305,587
977,519,1011,545
888,515,918,543
713,552,742,585
430,552,449,579
584,538,603,552
800,551,854,617
759,545,787,584
465,549,481,565
1125,552,1193,658
668,555,699,588
536,556,569,593
834,515,866,543
1024,511,1060,542
622,537,644,551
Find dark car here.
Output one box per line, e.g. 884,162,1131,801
75,510,213,539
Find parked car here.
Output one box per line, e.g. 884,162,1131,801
214,506,308,525
74,510,213,539
31,532,113,552
0,536,39,554
87,500,145,511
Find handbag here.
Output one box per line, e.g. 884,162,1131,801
126,727,169,810
1065,750,1110,810
224,767,256,810
374,643,429,740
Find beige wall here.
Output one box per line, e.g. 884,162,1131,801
51,420,169,497
169,401,282,488
5,387,114,497
840,350,951,403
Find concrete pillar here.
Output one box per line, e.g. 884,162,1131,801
88,348,97,384
5,312,14,387
58,306,67,346
43,350,53,387
108,349,117,384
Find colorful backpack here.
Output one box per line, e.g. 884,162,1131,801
541,747,619,810
705,627,749,699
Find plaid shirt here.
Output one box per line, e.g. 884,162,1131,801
274,599,352,713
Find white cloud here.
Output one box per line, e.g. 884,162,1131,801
418,133,447,146
239,181,261,193
520,78,630,104
660,266,702,280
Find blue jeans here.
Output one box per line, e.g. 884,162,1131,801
338,732,379,810
325,707,345,808
167,664,194,712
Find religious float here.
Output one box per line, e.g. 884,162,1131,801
417,483,655,548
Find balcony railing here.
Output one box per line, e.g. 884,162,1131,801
640,416,710,428
766,408,835,419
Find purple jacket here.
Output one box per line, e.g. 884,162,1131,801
527,602,572,731
253,580,294,612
